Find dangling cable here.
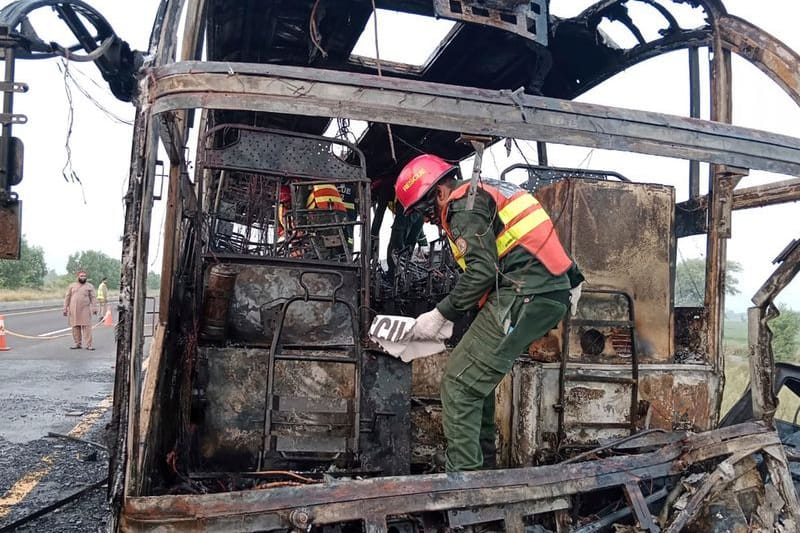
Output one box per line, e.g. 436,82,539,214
370,0,397,162
309,0,328,59
57,59,87,204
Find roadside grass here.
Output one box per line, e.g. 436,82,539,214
0,287,121,303
721,318,800,423
0,287,67,302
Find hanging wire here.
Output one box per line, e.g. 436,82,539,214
577,147,595,168
309,0,328,59
369,0,397,162
57,59,87,204
512,139,532,167
61,63,133,125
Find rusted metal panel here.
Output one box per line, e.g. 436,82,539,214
536,179,675,363
639,372,713,432
197,346,411,472
222,261,359,345
499,362,718,462
148,61,800,177
411,353,448,399
198,346,357,469
410,402,445,467
197,346,268,469
0,200,20,259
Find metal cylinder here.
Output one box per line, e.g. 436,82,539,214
200,264,238,341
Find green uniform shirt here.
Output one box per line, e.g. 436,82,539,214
436,185,577,322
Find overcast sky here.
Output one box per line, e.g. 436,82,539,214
4,0,799,311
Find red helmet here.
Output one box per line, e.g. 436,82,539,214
395,154,456,211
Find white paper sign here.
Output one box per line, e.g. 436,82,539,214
369,314,452,363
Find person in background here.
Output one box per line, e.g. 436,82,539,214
97,276,109,321
386,200,429,276
63,270,98,350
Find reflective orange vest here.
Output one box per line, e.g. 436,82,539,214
277,185,292,238
306,184,347,213
441,179,572,276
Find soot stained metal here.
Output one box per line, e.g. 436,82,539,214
3,0,800,531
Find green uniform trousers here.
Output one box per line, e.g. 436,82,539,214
441,289,569,472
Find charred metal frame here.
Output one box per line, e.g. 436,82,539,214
557,289,639,447
104,0,800,529
147,61,800,176
121,422,787,532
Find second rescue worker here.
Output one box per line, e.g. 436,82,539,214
395,154,584,472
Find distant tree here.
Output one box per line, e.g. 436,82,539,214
66,250,121,289
0,237,47,289
772,304,800,361
146,271,161,291
675,258,742,307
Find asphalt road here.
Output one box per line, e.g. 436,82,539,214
0,305,117,442
0,304,121,531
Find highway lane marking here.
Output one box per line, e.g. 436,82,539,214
0,394,113,519
0,456,54,517
39,326,72,336
68,396,113,439
1,307,62,317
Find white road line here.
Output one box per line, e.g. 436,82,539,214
38,326,72,336
1,306,62,317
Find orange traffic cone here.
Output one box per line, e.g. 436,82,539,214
0,315,10,351
103,308,114,327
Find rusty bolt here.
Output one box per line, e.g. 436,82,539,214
289,509,313,532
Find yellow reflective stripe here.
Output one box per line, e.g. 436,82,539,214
342,202,355,210
495,208,550,256
498,194,537,223
448,238,467,270
312,195,344,204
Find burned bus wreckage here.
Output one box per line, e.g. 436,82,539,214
2,0,800,531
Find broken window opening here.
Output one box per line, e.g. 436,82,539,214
349,9,456,68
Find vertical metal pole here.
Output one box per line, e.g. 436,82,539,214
705,27,733,424
537,141,548,167
0,47,15,198
688,47,700,199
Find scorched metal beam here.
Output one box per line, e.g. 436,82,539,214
148,61,800,177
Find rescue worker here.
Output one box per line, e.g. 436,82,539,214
97,276,109,321
395,154,584,472
278,182,349,259
305,183,348,214
63,270,98,350
386,199,428,276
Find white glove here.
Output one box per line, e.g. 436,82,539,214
407,308,453,341
569,282,583,316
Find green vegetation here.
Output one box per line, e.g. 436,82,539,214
1,241,162,301
675,258,742,307
66,250,121,289
772,304,800,361
0,237,47,289
147,271,162,291
721,311,800,421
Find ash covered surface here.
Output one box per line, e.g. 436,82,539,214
0,410,112,532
